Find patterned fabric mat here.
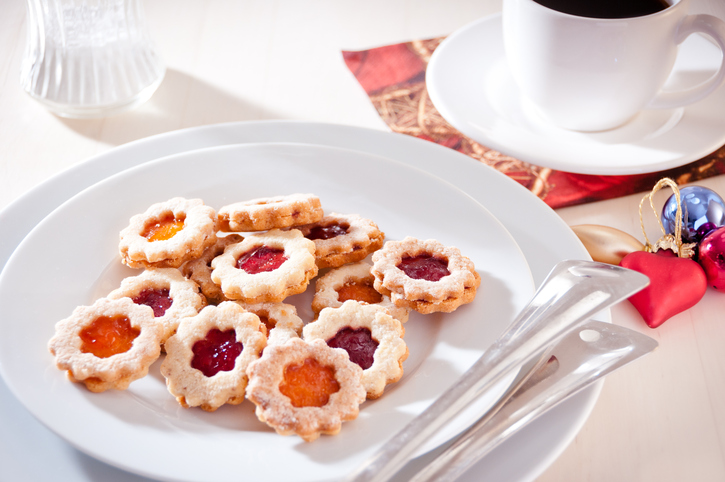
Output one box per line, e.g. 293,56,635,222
342,38,725,209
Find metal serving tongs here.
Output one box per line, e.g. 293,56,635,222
346,260,650,482
405,319,658,481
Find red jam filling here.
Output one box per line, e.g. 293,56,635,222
279,357,340,407
327,327,378,370
80,315,140,358
131,288,172,317
191,328,243,377
236,245,287,274
336,280,383,304
142,214,185,242
398,254,450,281
306,223,349,240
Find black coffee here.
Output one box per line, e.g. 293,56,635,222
533,0,671,19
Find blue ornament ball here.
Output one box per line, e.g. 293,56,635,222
662,186,725,243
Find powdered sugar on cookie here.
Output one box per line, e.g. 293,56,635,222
161,302,267,411
371,237,481,314
218,193,323,232
119,197,218,269
48,297,163,392
211,229,317,303
245,338,365,442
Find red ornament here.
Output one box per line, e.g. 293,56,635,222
697,226,725,292
619,250,707,328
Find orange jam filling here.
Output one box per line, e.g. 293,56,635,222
142,214,185,242
80,315,140,358
279,357,340,407
336,280,383,304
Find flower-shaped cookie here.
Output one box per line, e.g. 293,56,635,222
119,197,218,269
312,261,409,322
245,338,365,442
180,234,244,304
297,213,384,269
211,229,317,304
218,193,323,232
160,302,267,412
236,301,304,346
107,268,205,344
303,300,408,399
48,297,163,392
371,237,481,314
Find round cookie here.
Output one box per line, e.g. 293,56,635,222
371,237,481,314
119,197,218,269
245,338,366,442
297,213,384,269
160,302,267,412
48,297,163,392
211,229,318,304
218,193,323,232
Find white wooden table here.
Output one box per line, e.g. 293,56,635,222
1,1,724,481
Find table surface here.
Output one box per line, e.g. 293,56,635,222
2,1,725,481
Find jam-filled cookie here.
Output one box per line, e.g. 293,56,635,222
180,234,244,304
218,193,323,232
312,261,409,323
48,297,163,392
297,213,384,269
119,197,218,269
160,302,267,412
211,229,318,304
236,302,304,346
371,237,481,314
303,300,407,399
107,268,205,344
245,338,366,442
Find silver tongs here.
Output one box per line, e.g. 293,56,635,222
405,319,658,481
347,260,651,482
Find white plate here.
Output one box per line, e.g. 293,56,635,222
0,143,533,482
0,121,603,482
426,14,725,175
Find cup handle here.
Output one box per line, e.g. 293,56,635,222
648,14,725,109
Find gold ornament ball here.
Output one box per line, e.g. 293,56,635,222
571,225,645,265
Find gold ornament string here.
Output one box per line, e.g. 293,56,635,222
638,177,696,258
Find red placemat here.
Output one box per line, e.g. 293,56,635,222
342,38,725,209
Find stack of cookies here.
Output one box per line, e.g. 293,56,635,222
48,193,481,442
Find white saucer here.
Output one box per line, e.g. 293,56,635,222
426,14,725,176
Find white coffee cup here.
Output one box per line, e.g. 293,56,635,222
502,0,725,132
